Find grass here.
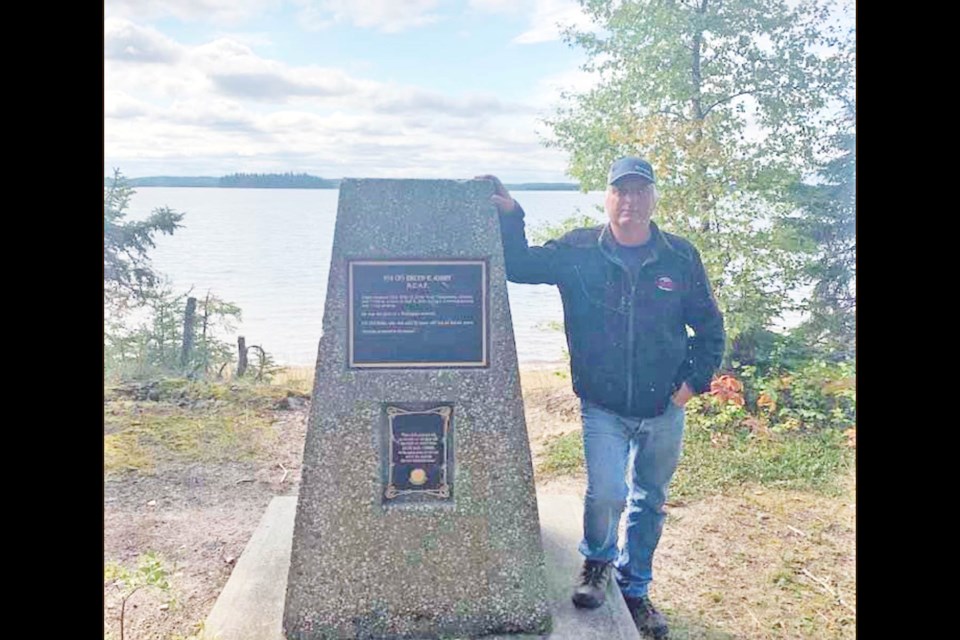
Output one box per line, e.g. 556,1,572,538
537,421,853,500
538,430,586,476
270,365,314,395
103,374,309,474
671,422,854,501
105,364,855,639
514,367,855,638
104,429,156,473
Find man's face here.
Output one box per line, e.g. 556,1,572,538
605,175,655,234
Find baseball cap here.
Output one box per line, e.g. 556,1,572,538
608,157,655,185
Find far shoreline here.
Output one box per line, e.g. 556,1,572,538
106,176,587,192
273,360,567,377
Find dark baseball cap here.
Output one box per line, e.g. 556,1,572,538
608,156,655,185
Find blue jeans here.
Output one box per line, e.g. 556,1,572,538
577,398,685,598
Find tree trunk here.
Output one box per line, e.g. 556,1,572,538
237,336,248,377
180,297,197,369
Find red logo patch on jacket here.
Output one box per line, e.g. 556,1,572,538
656,276,676,292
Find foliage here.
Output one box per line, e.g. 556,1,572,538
104,552,173,640
105,287,242,381
104,168,184,310
777,102,856,360
546,0,855,342
695,361,855,440
192,292,243,375
536,361,855,496
725,325,817,374
103,170,254,382
240,343,281,382
734,360,856,434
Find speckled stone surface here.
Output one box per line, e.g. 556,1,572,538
283,179,551,639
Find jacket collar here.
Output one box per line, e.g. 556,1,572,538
597,220,688,267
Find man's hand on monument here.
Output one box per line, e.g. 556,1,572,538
476,175,517,214
671,382,695,408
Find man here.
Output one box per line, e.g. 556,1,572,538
480,157,725,639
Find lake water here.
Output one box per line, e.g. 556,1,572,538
123,187,607,367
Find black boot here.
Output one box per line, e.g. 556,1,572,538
623,594,669,639
571,559,611,609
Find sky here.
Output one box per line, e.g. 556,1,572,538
104,0,601,183
104,1,854,184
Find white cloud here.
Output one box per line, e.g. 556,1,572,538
294,0,442,33
513,0,594,45
105,34,370,105
210,71,340,99
162,98,261,131
468,0,519,13
210,31,275,48
105,0,279,25
370,88,534,118
104,17,575,182
105,91,153,119
109,27,534,114
468,0,593,44
104,18,184,63
191,39,368,100
107,103,564,180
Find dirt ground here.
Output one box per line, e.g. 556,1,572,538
104,370,854,639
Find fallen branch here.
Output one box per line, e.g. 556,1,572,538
800,568,856,616
800,567,832,591
279,463,288,484
787,524,808,537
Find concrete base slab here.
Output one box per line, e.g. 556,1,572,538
205,493,639,640
205,497,298,640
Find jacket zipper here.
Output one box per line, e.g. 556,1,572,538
625,272,638,414
601,228,656,416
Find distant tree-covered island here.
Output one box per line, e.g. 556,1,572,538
103,173,582,190
113,176,222,188
219,172,341,188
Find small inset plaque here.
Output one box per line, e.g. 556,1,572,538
384,405,452,501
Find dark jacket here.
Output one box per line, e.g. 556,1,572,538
499,206,725,418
